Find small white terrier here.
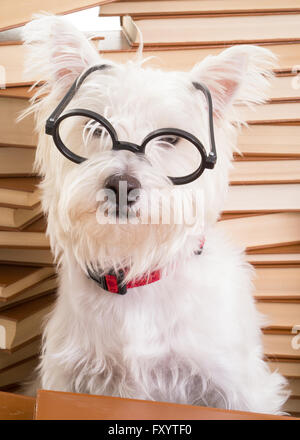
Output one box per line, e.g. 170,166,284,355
22,16,289,414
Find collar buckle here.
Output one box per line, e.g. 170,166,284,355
106,269,127,295
87,267,127,295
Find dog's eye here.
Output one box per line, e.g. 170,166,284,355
157,136,179,146
85,121,103,137
93,127,103,137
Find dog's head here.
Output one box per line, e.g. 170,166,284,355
23,16,274,277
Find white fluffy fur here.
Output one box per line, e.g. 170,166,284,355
22,15,289,414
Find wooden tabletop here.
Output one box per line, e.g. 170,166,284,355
35,390,297,420
1,390,298,420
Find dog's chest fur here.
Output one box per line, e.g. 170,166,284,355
42,230,253,406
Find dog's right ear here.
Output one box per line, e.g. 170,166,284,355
22,15,101,91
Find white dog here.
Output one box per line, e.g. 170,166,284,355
22,16,289,414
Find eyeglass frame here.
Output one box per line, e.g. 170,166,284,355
45,64,217,185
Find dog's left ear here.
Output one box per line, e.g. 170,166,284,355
23,14,102,91
189,45,276,118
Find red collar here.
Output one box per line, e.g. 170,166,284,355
87,238,205,295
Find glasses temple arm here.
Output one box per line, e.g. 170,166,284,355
192,81,217,168
45,80,78,134
45,64,111,135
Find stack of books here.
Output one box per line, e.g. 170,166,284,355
98,0,300,418
0,21,58,390
0,0,299,417
0,87,56,389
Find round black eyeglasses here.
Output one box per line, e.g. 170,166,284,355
45,64,217,185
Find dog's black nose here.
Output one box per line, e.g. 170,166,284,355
104,174,141,207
